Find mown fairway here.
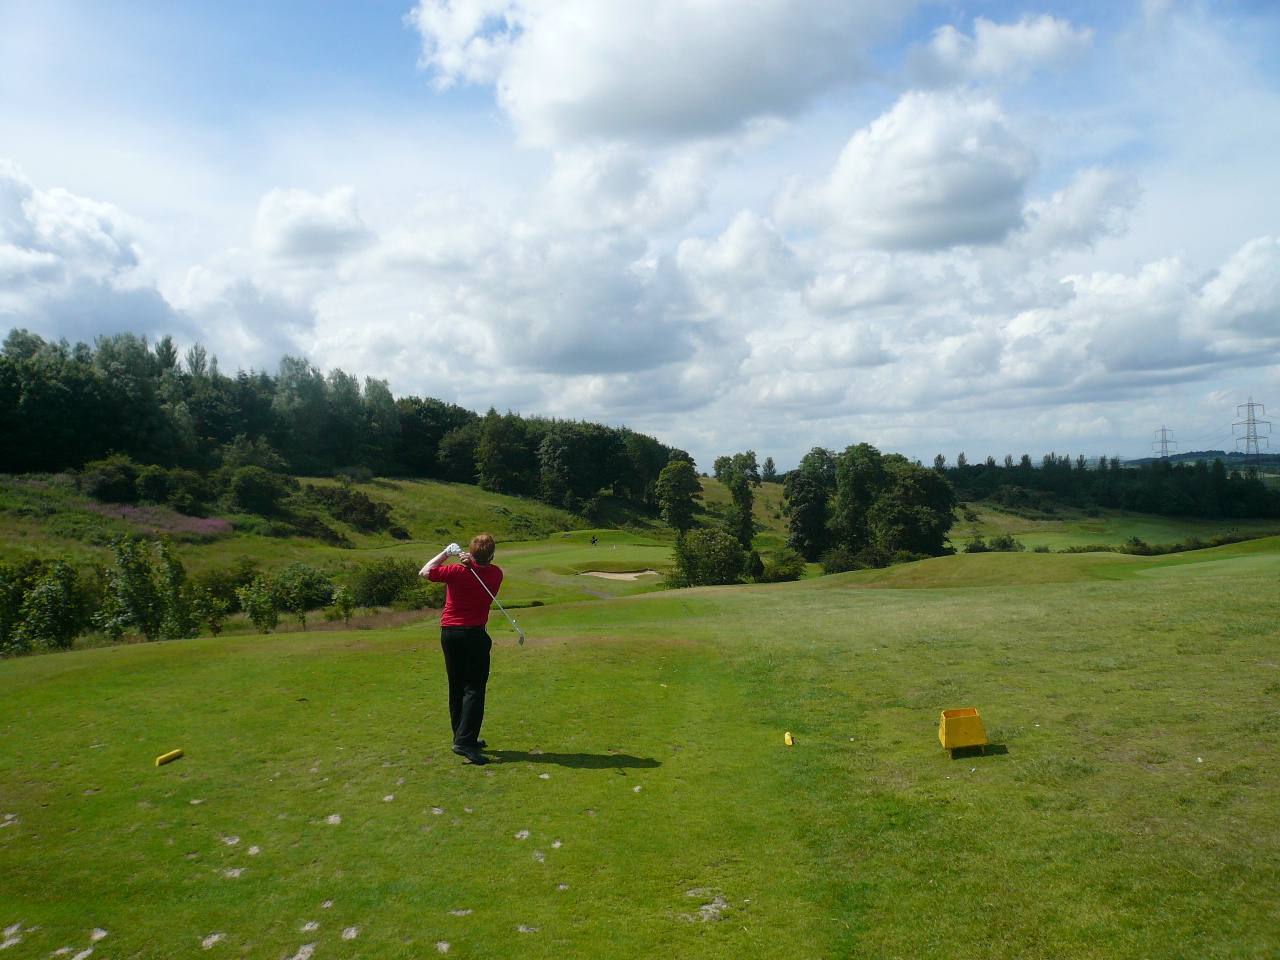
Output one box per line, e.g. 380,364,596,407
3,541,1279,958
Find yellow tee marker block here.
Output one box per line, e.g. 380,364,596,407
939,707,987,758
784,732,794,746
156,749,184,767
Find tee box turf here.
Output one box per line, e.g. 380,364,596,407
939,707,988,758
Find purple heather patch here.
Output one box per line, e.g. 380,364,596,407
83,503,230,538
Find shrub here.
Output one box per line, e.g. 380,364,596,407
192,556,262,614
347,557,420,607
10,561,86,652
236,577,280,634
272,562,334,611
391,581,446,611
666,528,746,588
81,454,140,503
136,465,171,504
229,466,291,514
988,533,1026,552
819,545,862,574
963,533,989,553
759,547,806,583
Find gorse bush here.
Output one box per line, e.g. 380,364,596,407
759,547,806,583
346,557,421,607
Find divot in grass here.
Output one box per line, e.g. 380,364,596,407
341,926,358,940
301,921,318,932
221,836,239,845
436,941,450,953
538,773,550,779
679,892,730,923
287,944,316,960
431,807,444,815
320,900,332,909
533,850,545,862
448,909,472,917
201,933,224,949
517,925,539,933
383,795,395,802
325,815,341,825
224,868,242,878
90,929,107,942
514,829,529,839
248,845,260,855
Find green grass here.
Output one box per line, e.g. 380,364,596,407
3,540,1279,957
961,501,1280,551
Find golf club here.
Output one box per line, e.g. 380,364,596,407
447,543,524,645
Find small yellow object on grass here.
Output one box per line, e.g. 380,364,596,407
939,707,988,758
155,749,184,767
784,732,794,746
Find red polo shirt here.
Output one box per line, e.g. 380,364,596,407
428,562,504,627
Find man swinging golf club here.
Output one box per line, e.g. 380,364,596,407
420,533,509,765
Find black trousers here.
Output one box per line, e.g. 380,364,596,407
440,625,492,748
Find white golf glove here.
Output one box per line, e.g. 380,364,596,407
445,542,462,556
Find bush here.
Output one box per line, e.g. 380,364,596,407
229,466,291,514
391,581,446,611
192,556,261,614
963,533,989,553
665,528,746,588
272,562,335,611
236,577,280,634
81,454,140,503
988,533,1025,552
347,557,420,607
759,547,806,583
819,545,862,574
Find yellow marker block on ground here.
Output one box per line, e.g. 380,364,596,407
939,708,988,758
784,732,794,746
155,749,184,767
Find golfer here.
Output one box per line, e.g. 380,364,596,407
420,534,504,765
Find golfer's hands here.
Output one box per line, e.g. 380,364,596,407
458,551,472,564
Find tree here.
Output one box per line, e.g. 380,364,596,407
866,462,958,556
718,451,760,549
783,472,829,561
14,561,84,651
831,443,886,551
761,457,777,483
95,539,164,641
156,539,197,640
656,459,702,532
933,454,947,471
236,577,280,634
666,529,746,587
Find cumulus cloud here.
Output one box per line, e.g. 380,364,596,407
908,14,1093,88
408,0,914,146
252,187,372,264
776,92,1037,250
177,268,318,369
1015,166,1139,258
0,159,187,339
1195,236,1280,342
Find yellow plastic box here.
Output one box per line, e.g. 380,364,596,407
939,707,988,757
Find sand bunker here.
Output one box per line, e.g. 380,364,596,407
579,570,659,581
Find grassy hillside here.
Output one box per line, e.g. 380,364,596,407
960,500,1280,550
2,541,1278,957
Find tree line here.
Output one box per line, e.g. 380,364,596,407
782,445,958,570
0,329,689,513
934,452,1280,519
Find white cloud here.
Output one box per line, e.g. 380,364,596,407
1195,236,1280,342
252,187,372,264
1015,166,1138,258
776,92,1037,250
908,14,1092,88
0,158,188,340
409,0,914,146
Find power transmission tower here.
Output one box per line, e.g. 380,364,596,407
1151,426,1177,459
1233,397,1271,467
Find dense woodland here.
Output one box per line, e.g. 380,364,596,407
0,329,687,512
933,452,1280,519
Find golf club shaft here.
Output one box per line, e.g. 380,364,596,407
467,564,525,642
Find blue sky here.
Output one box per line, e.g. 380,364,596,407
2,0,1279,469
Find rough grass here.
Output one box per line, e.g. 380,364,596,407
3,542,1279,957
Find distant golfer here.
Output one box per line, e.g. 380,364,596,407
420,534,504,765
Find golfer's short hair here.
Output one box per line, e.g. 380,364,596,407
470,533,496,565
